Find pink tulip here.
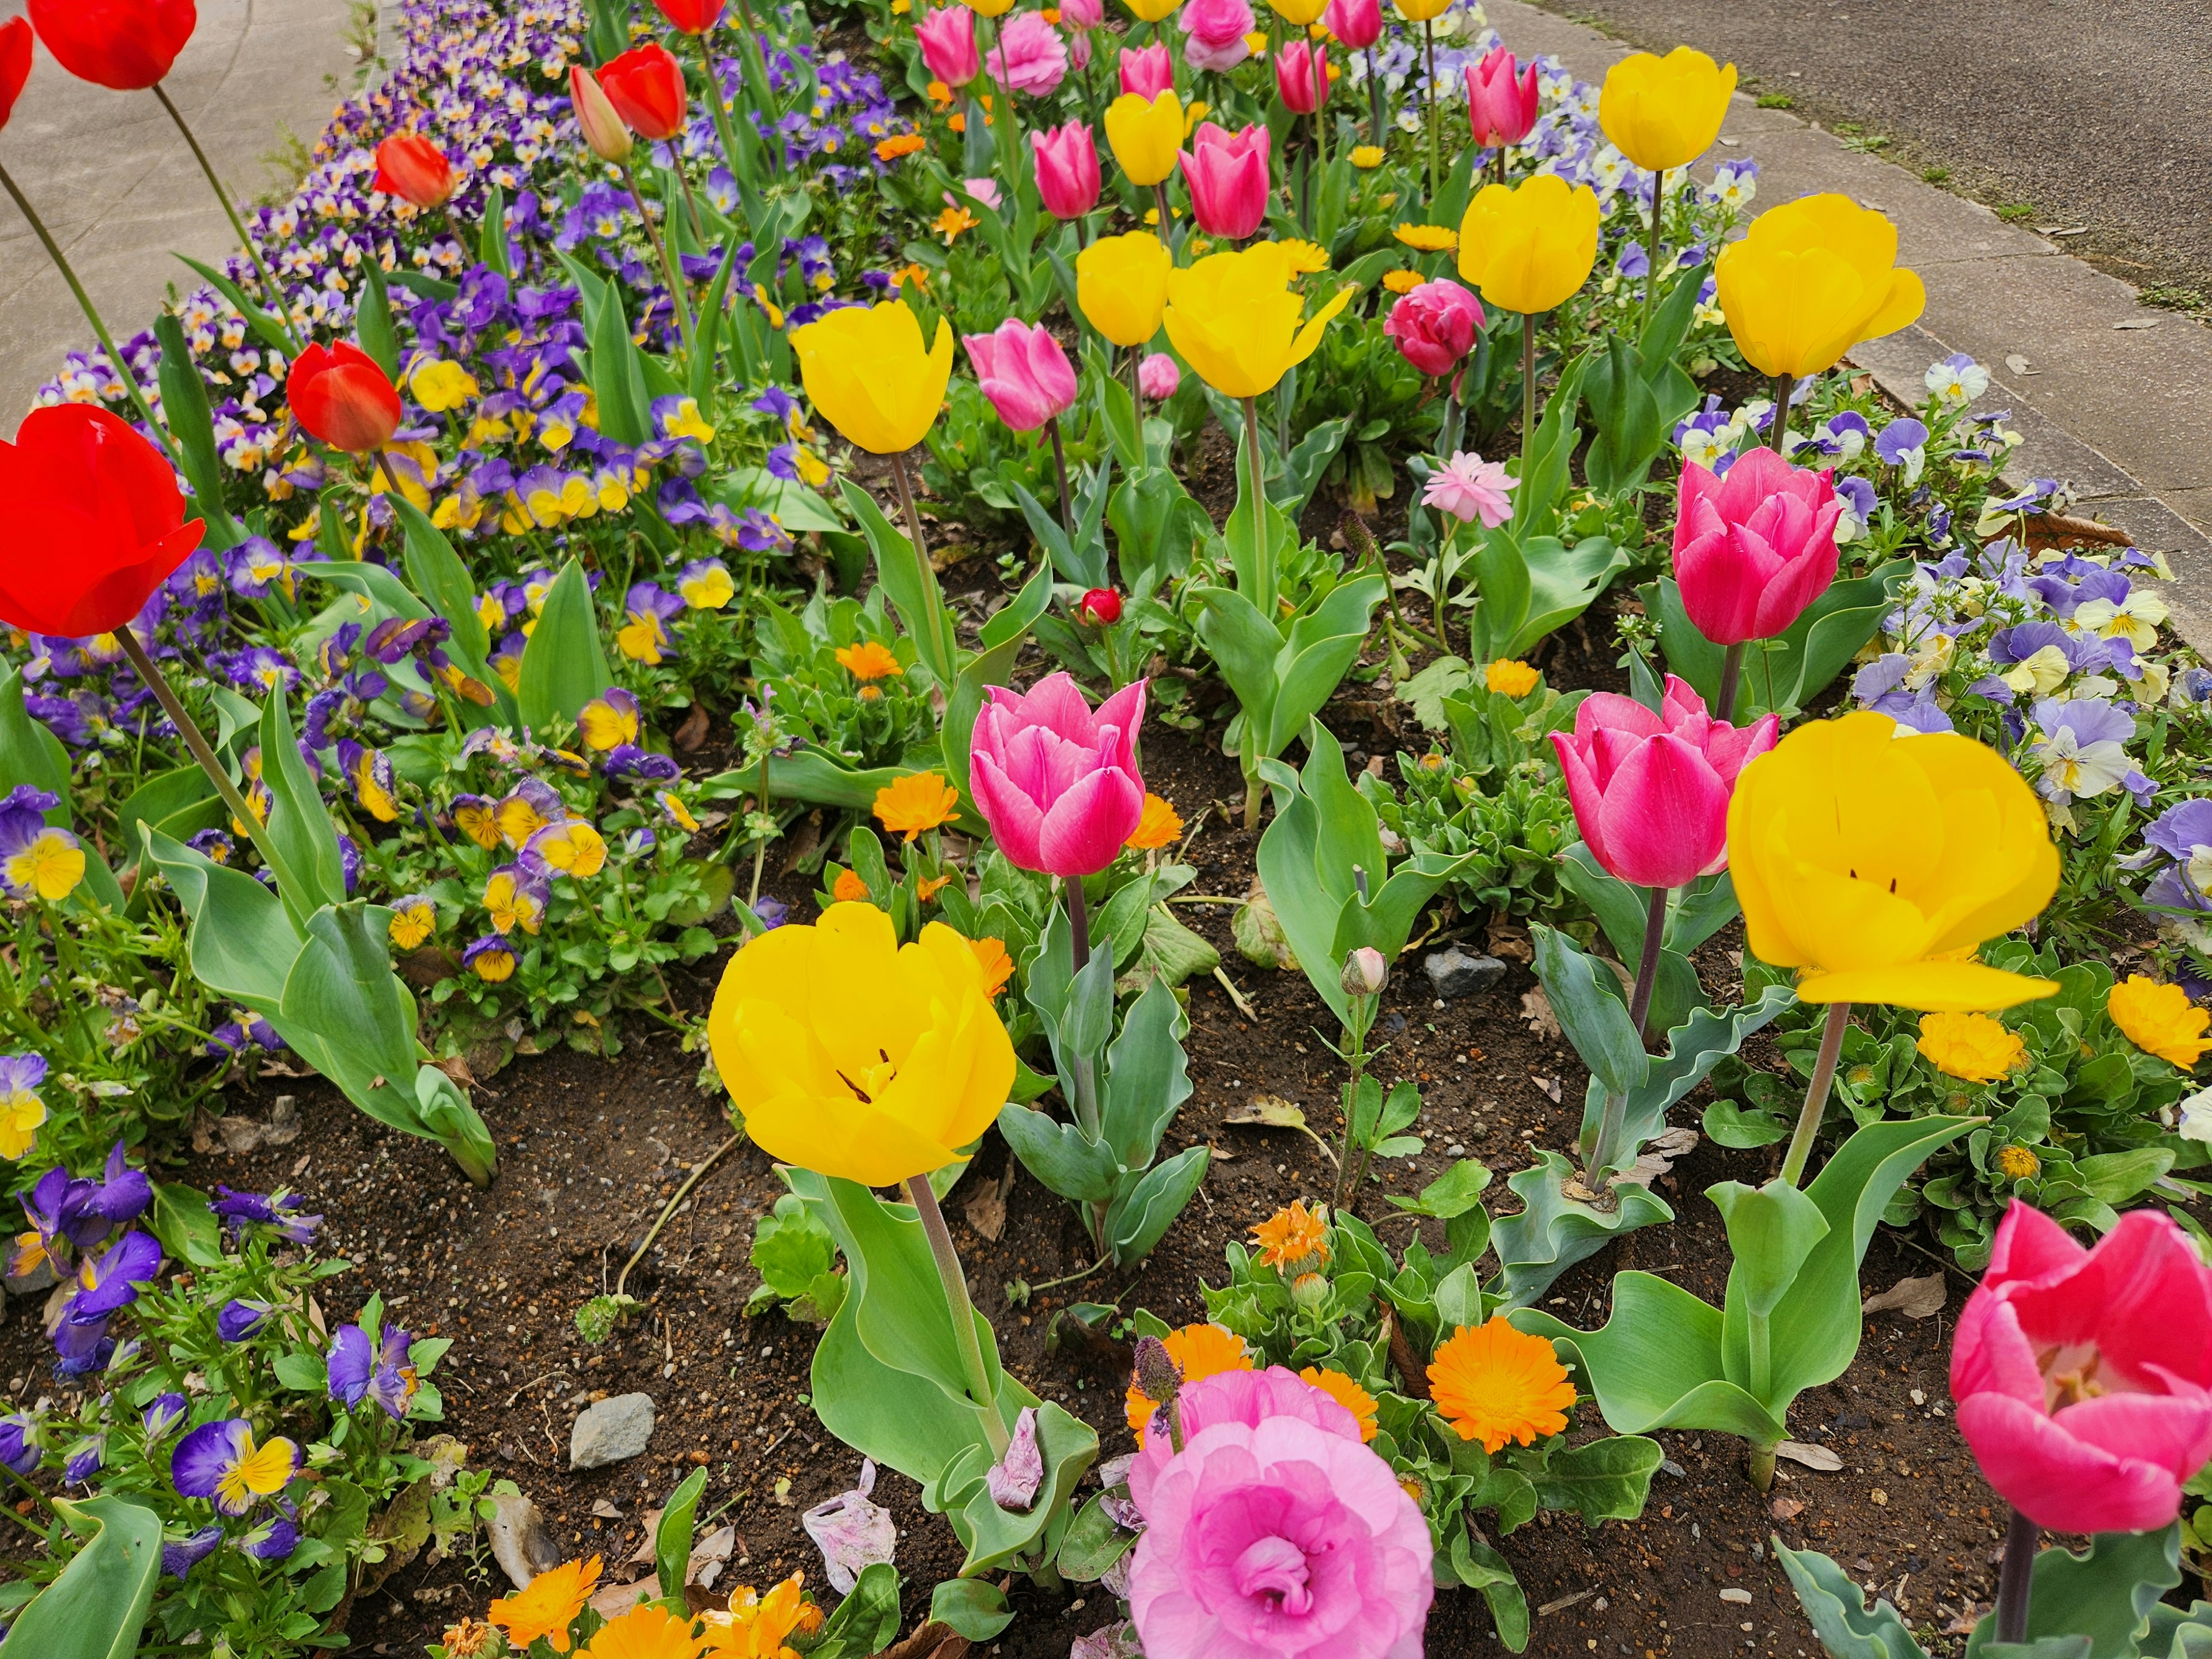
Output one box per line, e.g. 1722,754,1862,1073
1550,674,1777,890
915,5,979,87
1179,0,1253,74
1953,1203,2212,1534
1322,0,1379,48
1275,39,1328,114
963,318,1080,433
1384,279,1483,377
1138,352,1180,399
1177,122,1270,240
1465,46,1539,148
987,9,1067,97
1673,446,1843,646
1031,119,1101,220
970,673,1146,877
1069,29,1092,69
1120,42,1175,97
1062,0,1104,25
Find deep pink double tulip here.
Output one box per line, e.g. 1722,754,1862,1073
1384,280,1484,377
1178,122,1270,240
1465,47,1539,148
962,319,1080,433
971,673,1147,877
1120,43,1175,97
916,5,979,86
1550,675,1777,890
1321,0,1381,50
1953,1203,2212,1535
1275,39,1328,113
1031,120,1101,219
1673,446,1843,646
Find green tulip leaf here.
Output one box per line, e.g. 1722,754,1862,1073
1963,1526,2181,1659
4,1495,162,1659
1774,1541,1930,1659
1492,1151,1675,1310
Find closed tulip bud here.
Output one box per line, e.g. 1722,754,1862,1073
1137,352,1181,399
1105,88,1183,187
372,133,457,210
597,42,688,141
287,342,403,454
1715,194,1926,379
1465,46,1539,148
1177,121,1271,240
790,301,955,454
0,20,31,132
1673,447,1843,645
569,65,634,162
1077,231,1175,347
1275,39,1328,114
1339,946,1388,999
26,0,194,92
1391,0,1450,21
1031,119,1101,219
1164,240,1354,398
1119,41,1174,97
916,6,980,86
1268,0,1328,24
1321,0,1380,50
1456,173,1600,316
1078,588,1123,625
652,0,726,31
1599,46,1735,173
1384,279,1483,377
962,317,1080,433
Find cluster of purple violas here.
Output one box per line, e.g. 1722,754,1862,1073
12,1143,158,1378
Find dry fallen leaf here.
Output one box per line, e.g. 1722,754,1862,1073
1616,1127,1699,1189
673,702,713,752
1775,1440,1843,1472
1862,1272,1946,1320
963,1163,1014,1244
1771,1497,1804,1521
1225,1095,1310,1131
1487,914,1533,964
589,1577,657,1620
1520,987,1560,1039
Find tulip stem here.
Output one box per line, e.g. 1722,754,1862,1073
888,449,933,575
1127,344,1144,416
1518,309,1539,482
1333,990,1378,1213
1154,183,1175,260
1047,413,1075,537
1422,21,1439,204
694,31,752,191
1241,394,1271,603
620,162,695,363
905,1175,1012,1463
116,627,286,884
0,163,179,470
1995,1509,2037,1644
1365,46,1383,149
1778,999,1851,1188
1715,640,1745,724
151,84,302,358
1584,884,1671,1185
1062,878,1105,1149
1641,165,1666,340
1769,370,1794,459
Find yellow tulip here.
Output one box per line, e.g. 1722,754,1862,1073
1121,0,1180,20
1077,232,1175,348
1455,173,1600,316
789,300,954,454
1726,711,2061,1012
1714,194,1926,378
1104,90,1183,188
1269,0,1329,22
1162,242,1356,399
963,0,1015,16
707,902,1016,1187
1597,47,1736,173
1393,0,1450,20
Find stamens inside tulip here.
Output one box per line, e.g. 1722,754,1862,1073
2038,1342,2130,1411
836,1052,900,1104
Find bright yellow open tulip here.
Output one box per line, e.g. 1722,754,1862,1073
1122,0,1180,20
1077,232,1176,348
789,300,954,454
1162,243,1356,399
1104,90,1183,188
1455,173,1600,316
707,902,1016,1187
1598,47,1736,173
1726,711,2061,1012
1714,194,1926,378
1393,0,1451,20
1269,0,1329,23
963,0,1016,17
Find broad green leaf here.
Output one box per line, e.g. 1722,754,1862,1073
356,259,402,380
1056,1493,1136,1581
1529,1434,1662,1522
812,1560,902,1658
1775,1542,1931,1659
5,1496,162,1659
930,1577,1013,1641
1100,977,1192,1171
1104,1145,1209,1266
997,1103,1120,1204
1964,1527,2181,1659
149,1181,225,1270
153,313,242,550
655,1468,709,1604
1532,925,1646,1099
1492,1150,1674,1309
257,687,348,919
517,560,613,732
586,285,654,446
839,477,959,688
1707,1179,1829,1319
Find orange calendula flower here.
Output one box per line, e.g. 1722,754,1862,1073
970,935,1016,998
874,771,961,842
935,203,980,242
442,1620,496,1659
1126,1322,1253,1441
583,1603,706,1659
1300,1366,1380,1442
489,1557,603,1654
2108,975,2212,1069
1125,792,1184,851
876,133,925,161
835,640,902,681
1381,268,1422,294
918,872,955,901
1249,1199,1329,1271
831,868,870,903
1484,658,1540,697
701,1572,819,1657
1427,1316,1576,1453
1916,1011,2028,1084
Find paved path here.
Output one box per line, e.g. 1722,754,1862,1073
1490,0,2212,649
0,0,357,429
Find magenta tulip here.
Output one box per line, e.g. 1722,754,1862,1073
1275,38,1328,114
1177,122,1270,240
1137,352,1180,399
1321,0,1380,50
1031,119,1101,219
971,673,1147,877
1673,446,1843,646
1465,46,1539,148
1549,675,1777,890
1953,1203,2212,1535
1120,42,1174,97
1179,0,1253,73
962,318,1080,433
987,9,1067,96
916,5,979,86
1383,279,1484,377
1062,0,1104,25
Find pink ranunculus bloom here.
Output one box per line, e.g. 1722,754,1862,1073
1138,352,1181,399
1384,279,1484,377
986,8,1068,96
963,317,1080,433
1422,450,1516,527
1126,1369,1434,1659
1062,0,1105,26
970,673,1147,877
1032,119,1101,219
1549,673,1778,890
950,176,1003,212
1177,122,1270,240
1179,0,1253,73
1465,46,1539,148
1321,0,1380,50
1120,41,1175,97
915,5,980,87
1953,1203,2212,1535
1275,38,1328,114
1672,445,1844,647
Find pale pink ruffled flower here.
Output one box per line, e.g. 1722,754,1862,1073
1422,450,1518,527
987,9,1068,97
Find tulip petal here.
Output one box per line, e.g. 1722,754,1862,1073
969,749,1047,870
1036,764,1145,877
1590,734,1729,889
1793,960,2059,1012
2055,1388,2212,1486
2009,1210,2212,1389
1858,267,1927,349
1956,1391,2188,1534
1948,1295,2049,1410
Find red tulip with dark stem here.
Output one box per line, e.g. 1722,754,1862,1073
570,62,696,359
372,130,475,253
286,343,403,455
650,0,774,187
597,43,707,240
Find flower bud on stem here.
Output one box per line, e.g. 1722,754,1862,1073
1133,1335,1185,1453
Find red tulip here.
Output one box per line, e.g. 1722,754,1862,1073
1465,47,1539,149
1078,589,1123,625
0,406,203,638
653,0,727,32
26,0,196,92
372,133,456,210
0,19,32,130
1275,39,1328,115
597,43,688,143
287,343,403,454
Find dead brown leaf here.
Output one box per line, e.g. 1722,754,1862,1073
1775,1440,1843,1472
1861,1272,1946,1320
1520,987,1560,1039
880,1622,971,1659
1224,1094,1310,1131
963,1162,1014,1243
1487,912,1533,964
1771,1497,1804,1521
673,703,712,752
1615,1128,1699,1190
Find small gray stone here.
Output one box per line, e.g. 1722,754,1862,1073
5,1260,54,1298
1423,948,1506,1000
570,1392,656,1471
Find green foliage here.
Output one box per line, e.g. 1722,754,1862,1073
747,1192,850,1321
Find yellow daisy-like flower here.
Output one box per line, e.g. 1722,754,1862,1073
970,935,1016,998
582,1603,704,1659
490,1558,603,1655
836,640,903,682
1915,1011,2028,1084
1381,268,1422,294
1427,1316,1576,1453
1484,658,1540,697
1393,222,1457,253
1299,1366,1380,1442
831,868,870,903
1278,239,1330,275
701,1571,820,1657
1126,1323,1252,1441
873,771,960,843
2108,975,2212,1069
1994,1143,2041,1181
1125,793,1184,851
1249,1199,1330,1271
1350,144,1385,169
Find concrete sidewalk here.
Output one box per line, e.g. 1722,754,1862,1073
1488,0,2212,650
0,0,358,430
